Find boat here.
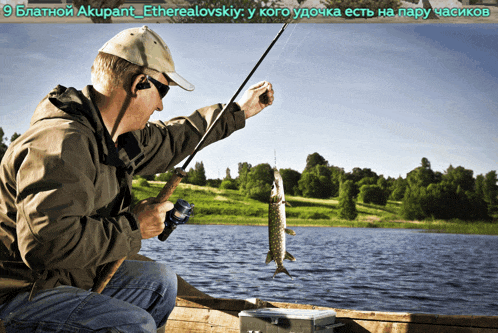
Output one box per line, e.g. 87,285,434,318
2,254,498,332
167,295,498,333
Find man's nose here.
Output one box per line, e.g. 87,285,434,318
156,99,163,112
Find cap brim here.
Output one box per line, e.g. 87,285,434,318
166,72,195,91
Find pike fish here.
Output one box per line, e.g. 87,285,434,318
266,168,296,279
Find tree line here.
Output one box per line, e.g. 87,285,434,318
0,128,21,161
151,153,497,222
3,127,494,223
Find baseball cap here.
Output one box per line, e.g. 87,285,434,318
99,26,194,91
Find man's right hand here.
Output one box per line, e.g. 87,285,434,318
132,198,174,239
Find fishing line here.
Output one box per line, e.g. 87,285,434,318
264,23,307,170
262,0,317,79
263,23,299,81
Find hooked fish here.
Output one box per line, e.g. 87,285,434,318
266,168,296,279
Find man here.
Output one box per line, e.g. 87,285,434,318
0,26,274,332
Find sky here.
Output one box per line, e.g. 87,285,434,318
0,24,497,180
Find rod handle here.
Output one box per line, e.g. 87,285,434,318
92,257,126,293
92,168,186,293
158,224,177,242
155,168,186,241
155,168,186,203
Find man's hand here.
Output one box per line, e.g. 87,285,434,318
132,198,174,239
237,81,274,119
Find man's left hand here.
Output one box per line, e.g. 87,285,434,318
132,197,174,239
237,81,274,119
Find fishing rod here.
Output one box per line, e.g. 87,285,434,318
182,22,288,169
92,23,289,294
154,22,289,243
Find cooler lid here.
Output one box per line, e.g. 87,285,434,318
239,308,337,320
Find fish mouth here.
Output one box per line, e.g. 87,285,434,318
270,181,278,198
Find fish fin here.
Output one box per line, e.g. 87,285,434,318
284,251,296,261
273,266,293,280
265,251,274,265
285,228,296,236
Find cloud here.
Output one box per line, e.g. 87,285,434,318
0,35,9,45
21,52,52,62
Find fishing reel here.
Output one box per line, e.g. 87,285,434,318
158,199,194,242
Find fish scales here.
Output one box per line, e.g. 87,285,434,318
266,169,296,278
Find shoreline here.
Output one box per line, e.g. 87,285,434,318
187,219,498,236
132,182,498,236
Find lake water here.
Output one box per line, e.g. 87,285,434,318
139,225,498,316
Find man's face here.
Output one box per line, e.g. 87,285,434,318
125,73,169,132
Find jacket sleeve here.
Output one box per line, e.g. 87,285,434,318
15,122,141,271
133,102,245,176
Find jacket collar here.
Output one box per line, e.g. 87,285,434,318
81,86,145,172
42,85,144,173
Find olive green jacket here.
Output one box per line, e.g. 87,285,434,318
0,85,245,303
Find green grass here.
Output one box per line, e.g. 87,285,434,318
132,181,498,235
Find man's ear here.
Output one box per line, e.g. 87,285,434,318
131,74,150,96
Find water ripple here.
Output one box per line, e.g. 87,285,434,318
139,225,498,316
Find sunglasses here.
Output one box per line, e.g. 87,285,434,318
147,75,170,99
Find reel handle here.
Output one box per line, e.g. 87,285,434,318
259,90,270,105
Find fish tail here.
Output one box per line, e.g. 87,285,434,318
273,266,293,280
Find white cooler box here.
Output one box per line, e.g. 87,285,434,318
239,308,344,333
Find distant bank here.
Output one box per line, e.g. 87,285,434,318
132,181,498,236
